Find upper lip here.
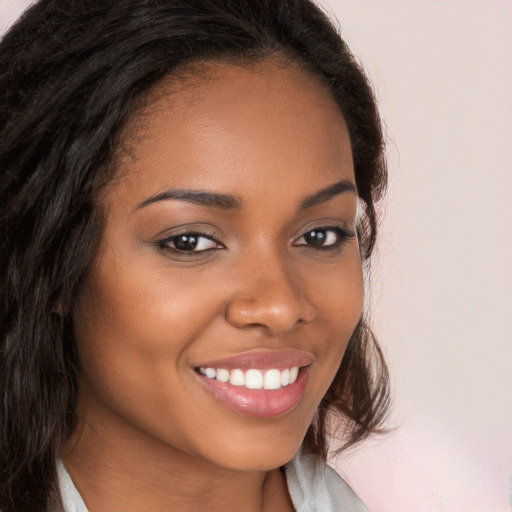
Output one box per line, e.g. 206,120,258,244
196,349,313,371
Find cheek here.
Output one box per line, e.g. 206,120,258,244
302,248,364,387
71,250,220,437
74,245,221,355
310,246,364,331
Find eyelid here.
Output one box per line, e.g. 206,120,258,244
153,222,223,240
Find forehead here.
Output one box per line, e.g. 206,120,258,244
108,59,354,206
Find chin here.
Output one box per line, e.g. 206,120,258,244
190,413,313,472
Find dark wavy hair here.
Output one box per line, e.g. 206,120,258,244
0,0,389,510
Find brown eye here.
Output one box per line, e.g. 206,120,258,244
174,234,199,251
303,229,332,247
158,232,221,253
294,226,355,250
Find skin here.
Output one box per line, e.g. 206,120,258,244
63,59,364,512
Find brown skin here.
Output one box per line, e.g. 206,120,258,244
63,60,363,512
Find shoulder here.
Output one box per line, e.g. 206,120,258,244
284,447,369,512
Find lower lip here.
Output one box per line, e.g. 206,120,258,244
197,367,310,418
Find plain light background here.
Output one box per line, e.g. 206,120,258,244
1,1,511,511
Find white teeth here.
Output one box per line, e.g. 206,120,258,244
264,369,282,390
199,366,301,390
216,368,230,382
245,369,263,389
230,369,245,386
204,367,216,379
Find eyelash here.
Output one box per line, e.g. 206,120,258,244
156,225,355,256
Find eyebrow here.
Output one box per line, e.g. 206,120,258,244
134,179,356,213
298,180,357,211
135,189,242,211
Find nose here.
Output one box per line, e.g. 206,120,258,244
225,253,316,335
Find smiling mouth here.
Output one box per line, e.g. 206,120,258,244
194,350,312,418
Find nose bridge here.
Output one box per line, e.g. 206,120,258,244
225,244,314,333
247,248,298,304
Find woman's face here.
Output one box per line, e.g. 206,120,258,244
73,60,363,471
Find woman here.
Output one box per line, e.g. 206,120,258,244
0,1,389,511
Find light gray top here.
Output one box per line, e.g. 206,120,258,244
57,448,368,512
284,448,369,512
56,460,88,512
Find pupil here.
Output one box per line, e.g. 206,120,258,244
305,229,326,246
175,234,198,251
